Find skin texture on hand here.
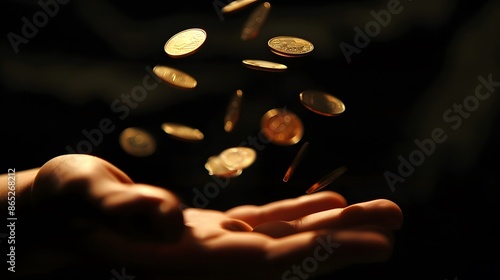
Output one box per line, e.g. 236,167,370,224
3,154,403,280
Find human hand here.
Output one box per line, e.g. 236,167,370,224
25,154,402,280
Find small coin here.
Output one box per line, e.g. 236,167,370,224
306,165,348,194
161,122,204,142
261,108,303,145
222,0,258,14
205,155,243,178
300,90,346,116
153,65,197,89
164,28,207,58
242,59,287,72
219,147,257,170
241,2,271,41
283,141,309,182
268,36,314,57
119,127,156,157
224,89,244,132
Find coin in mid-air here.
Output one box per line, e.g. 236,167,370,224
242,59,287,72
153,65,197,89
268,36,314,57
222,0,258,14
219,147,257,171
299,90,346,116
224,89,244,132
205,155,243,178
164,28,207,58
119,127,157,157
241,2,271,41
261,108,303,145
161,122,204,142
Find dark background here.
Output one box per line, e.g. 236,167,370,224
2,0,499,279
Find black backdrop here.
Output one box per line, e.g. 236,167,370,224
2,0,499,279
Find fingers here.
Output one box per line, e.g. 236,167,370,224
225,191,347,227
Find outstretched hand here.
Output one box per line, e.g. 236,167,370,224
20,154,403,280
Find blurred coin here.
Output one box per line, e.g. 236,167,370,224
222,0,258,13
283,141,309,182
224,89,244,132
241,2,271,41
153,65,197,89
119,127,156,157
205,155,243,178
242,59,287,72
164,28,207,58
300,90,346,116
268,36,314,57
306,165,347,194
161,122,204,142
261,108,303,145
219,147,257,170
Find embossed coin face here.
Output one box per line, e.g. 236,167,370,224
205,155,243,178
161,122,204,142
164,28,207,58
222,0,258,13
242,59,287,72
119,127,156,157
219,147,257,171
261,108,303,145
241,2,271,41
299,90,346,116
268,36,314,57
153,65,197,89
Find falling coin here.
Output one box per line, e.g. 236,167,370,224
222,0,258,14
241,2,271,41
283,141,309,182
119,127,157,157
299,90,346,116
261,108,303,145
205,155,243,178
153,65,197,89
219,147,257,171
161,122,204,142
164,28,207,58
224,89,244,132
268,36,314,57
242,59,287,72
306,165,348,194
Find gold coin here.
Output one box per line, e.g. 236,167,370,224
268,36,314,57
153,65,197,89
222,0,258,14
219,147,257,170
306,165,347,194
299,90,346,116
224,89,244,132
164,28,207,58
205,155,243,178
119,127,156,157
161,122,204,142
261,108,303,145
241,2,271,41
242,59,287,72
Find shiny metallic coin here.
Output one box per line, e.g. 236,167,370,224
224,89,244,132
306,165,347,194
164,28,207,58
268,36,314,57
299,90,346,116
222,0,258,13
219,147,257,170
261,108,303,145
241,2,271,41
119,127,156,157
242,59,287,72
283,141,309,182
153,65,197,89
161,122,204,142
205,155,243,178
